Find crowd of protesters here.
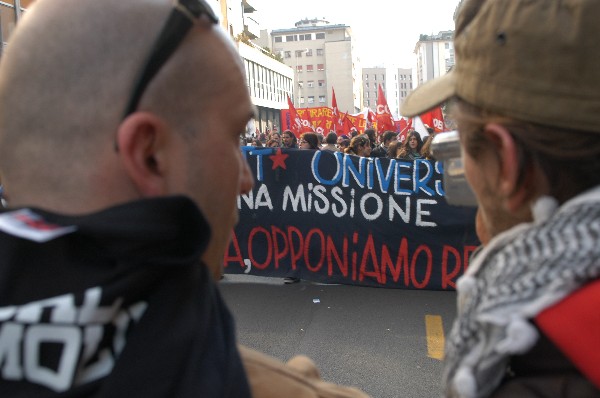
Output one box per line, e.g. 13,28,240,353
244,126,437,161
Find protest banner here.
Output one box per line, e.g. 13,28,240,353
225,148,479,290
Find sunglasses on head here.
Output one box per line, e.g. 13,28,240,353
123,0,218,118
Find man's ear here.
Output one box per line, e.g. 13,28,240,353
482,123,530,213
115,112,168,197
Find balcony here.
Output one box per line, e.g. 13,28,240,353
244,15,260,40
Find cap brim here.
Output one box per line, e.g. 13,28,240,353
400,70,457,117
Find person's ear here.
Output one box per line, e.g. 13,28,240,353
116,112,169,197
482,123,530,213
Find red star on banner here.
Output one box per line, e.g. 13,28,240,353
269,148,289,170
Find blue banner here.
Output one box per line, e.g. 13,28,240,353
224,147,479,290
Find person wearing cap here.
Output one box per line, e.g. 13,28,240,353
402,0,600,397
0,0,370,397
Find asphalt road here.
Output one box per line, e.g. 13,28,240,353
220,274,457,398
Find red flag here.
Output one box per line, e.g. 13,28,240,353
361,107,375,129
339,112,356,136
375,84,395,133
286,95,302,136
287,96,313,136
419,107,446,132
397,117,413,143
301,108,316,133
330,88,344,133
312,117,327,135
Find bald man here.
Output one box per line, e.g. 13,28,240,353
0,0,368,397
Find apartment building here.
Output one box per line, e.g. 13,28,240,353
362,67,413,119
260,18,363,114
413,30,455,88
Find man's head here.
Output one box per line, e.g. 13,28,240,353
0,0,255,276
337,134,349,145
325,132,338,145
402,0,600,238
269,132,281,146
381,131,397,147
281,130,296,148
363,129,376,147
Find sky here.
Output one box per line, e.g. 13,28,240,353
250,0,459,68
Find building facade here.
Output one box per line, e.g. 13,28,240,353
397,67,413,112
362,67,413,119
262,18,363,114
218,0,293,135
413,30,454,88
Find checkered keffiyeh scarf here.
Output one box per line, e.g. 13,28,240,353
443,186,600,398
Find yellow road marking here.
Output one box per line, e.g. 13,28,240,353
425,315,445,360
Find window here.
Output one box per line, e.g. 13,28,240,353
366,82,369,88
305,49,313,57
315,33,325,39
307,80,314,88
300,34,311,40
299,97,305,104
295,50,303,57
374,75,377,80
297,65,303,73
317,64,324,71
308,96,315,104
284,51,291,58
365,92,369,98
318,80,325,87
274,36,282,43
286,35,294,42
365,74,368,79
298,81,303,88
382,74,385,80
316,48,324,56
306,65,314,72
319,95,326,103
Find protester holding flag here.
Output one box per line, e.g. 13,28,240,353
420,133,436,160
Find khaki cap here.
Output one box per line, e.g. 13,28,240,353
401,0,600,133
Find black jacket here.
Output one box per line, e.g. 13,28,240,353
0,196,250,397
